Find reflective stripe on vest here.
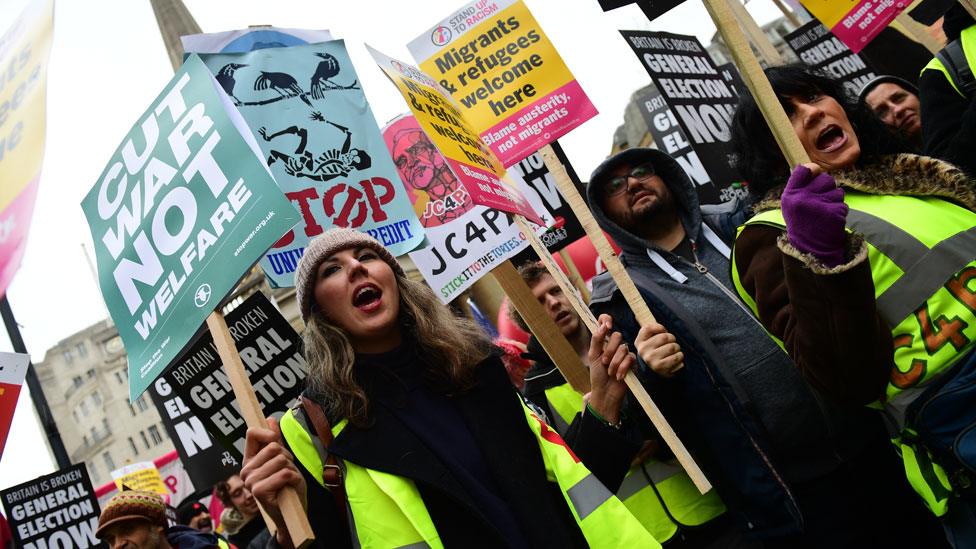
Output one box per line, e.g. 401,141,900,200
281,397,661,548
735,193,976,407
922,25,976,97
543,383,725,540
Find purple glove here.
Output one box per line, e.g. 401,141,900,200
781,165,848,267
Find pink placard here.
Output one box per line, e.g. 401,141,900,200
483,80,598,166
0,175,40,298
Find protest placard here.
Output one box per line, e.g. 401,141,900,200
154,292,305,458
635,89,747,206
368,45,543,226
182,28,334,54
0,352,29,458
408,0,597,167
148,375,240,488
1,464,103,549
383,114,554,303
198,41,425,287
785,20,878,96
621,31,744,205
800,0,908,53
110,461,168,495
81,55,301,400
95,451,196,510
0,0,53,298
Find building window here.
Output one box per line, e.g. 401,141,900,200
62,349,73,364
92,391,102,406
82,434,89,446
80,400,90,417
128,402,136,416
72,410,79,423
128,437,139,456
71,376,83,389
85,368,95,379
102,452,115,472
114,370,124,385
102,418,109,432
140,431,150,450
148,426,162,446
77,342,87,358
135,396,149,413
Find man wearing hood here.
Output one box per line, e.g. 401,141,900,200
585,148,920,545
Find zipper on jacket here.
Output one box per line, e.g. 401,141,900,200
683,240,763,322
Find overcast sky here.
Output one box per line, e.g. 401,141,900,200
0,0,785,491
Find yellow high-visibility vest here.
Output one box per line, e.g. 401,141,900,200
544,383,726,542
281,394,661,548
731,191,976,515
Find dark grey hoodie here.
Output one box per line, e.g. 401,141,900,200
585,148,883,483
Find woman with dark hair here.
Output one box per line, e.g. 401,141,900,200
235,227,658,548
730,64,976,546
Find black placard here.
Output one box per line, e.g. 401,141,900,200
784,20,877,96
1,464,104,549
621,30,745,205
150,292,307,481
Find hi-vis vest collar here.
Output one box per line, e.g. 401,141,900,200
733,191,976,410
280,394,661,548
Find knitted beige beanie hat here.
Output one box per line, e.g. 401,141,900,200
294,227,405,321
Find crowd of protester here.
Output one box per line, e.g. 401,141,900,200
83,6,976,548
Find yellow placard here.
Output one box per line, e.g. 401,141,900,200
0,0,53,212
112,462,168,495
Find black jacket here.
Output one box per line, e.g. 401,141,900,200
276,353,639,549
920,12,976,177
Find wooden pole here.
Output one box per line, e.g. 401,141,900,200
770,0,802,28
491,262,591,393
892,13,942,53
959,0,976,21
727,0,785,65
207,312,314,549
702,0,810,167
513,149,712,494
558,249,591,302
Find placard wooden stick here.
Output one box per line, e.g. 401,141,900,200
892,13,942,53
727,0,785,65
490,262,591,393
959,0,976,21
771,0,802,28
702,0,811,167
207,311,314,549
559,249,591,302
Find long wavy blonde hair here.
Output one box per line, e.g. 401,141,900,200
303,273,493,426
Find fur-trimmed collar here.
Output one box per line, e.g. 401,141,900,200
754,154,976,213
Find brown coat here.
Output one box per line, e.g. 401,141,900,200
733,154,976,406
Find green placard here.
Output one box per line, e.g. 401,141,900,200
82,55,300,400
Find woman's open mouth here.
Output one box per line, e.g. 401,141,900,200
815,125,848,152
352,283,383,313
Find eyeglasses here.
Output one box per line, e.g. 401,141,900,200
604,162,656,197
